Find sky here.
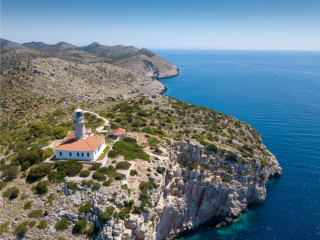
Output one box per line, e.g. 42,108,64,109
1,0,320,50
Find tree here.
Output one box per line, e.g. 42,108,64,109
27,163,52,183
65,161,83,177
53,127,68,139
108,150,118,158
35,181,48,195
29,123,46,137
17,149,43,170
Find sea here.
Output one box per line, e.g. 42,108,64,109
153,50,320,240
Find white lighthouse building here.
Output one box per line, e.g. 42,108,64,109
55,107,106,161
74,107,87,139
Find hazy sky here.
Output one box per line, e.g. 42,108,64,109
1,0,320,50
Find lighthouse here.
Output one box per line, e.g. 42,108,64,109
74,107,86,140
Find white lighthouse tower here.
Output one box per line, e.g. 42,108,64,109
74,107,87,140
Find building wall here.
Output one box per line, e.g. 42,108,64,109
55,149,94,161
55,140,106,161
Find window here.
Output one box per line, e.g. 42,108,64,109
81,153,84,157
59,152,62,156
69,152,72,157
87,153,89,157
77,152,79,157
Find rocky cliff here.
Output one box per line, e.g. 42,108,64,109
91,141,281,240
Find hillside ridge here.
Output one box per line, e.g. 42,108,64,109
1,38,179,78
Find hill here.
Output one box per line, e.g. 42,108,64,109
1,39,179,78
22,41,77,51
0,38,26,50
0,48,165,131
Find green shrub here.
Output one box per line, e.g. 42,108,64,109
118,200,134,219
48,170,66,183
116,161,131,170
97,166,124,181
0,181,8,190
55,217,71,231
89,163,100,171
81,180,93,188
91,182,101,191
53,127,68,139
2,165,19,180
37,220,47,229
36,181,48,195
24,201,33,210
260,158,269,167
73,217,87,234
226,151,238,162
3,186,19,199
98,211,112,223
65,161,83,177
14,221,29,236
121,184,131,194
16,148,43,170
130,169,138,176
156,166,165,174
66,182,78,192
108,150,118,158
79,170,90,177
26,163,52,183
29,220,36,228
92,171,106,181
103,179,113,186
207,144,218,153
78,203,92,213
28,209,43,218
179,156,197,170
132,206,143,214
0,221,9,234
42,148,54,159
29,123,46,137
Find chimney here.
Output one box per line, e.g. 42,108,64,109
63,139,65,144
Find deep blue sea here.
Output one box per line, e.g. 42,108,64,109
154,50,320,240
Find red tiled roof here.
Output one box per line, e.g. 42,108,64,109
112,128,126,136
55,135,104,151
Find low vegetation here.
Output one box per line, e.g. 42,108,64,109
112,137,150,161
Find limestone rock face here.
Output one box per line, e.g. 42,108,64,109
94,142,281,240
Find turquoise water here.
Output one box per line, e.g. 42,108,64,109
154,50,320,240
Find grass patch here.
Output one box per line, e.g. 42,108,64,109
112,137,149,161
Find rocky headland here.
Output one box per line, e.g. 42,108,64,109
0,41,281,240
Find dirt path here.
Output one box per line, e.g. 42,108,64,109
83,110,110,133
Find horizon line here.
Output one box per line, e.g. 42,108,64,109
2,37,320,52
